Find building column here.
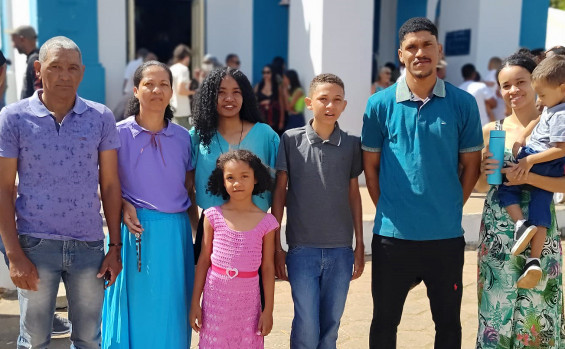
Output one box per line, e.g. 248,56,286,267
206,0,254,82
519,0,549,50
288,0,374,136
376,0,398,69
252,0,289,85
34,0,106,103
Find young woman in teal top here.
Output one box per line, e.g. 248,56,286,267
189,67,279,261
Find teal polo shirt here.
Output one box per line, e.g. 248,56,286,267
361,78,483,240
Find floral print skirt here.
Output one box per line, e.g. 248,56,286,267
477,186,565,348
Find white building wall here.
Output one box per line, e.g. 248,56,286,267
288,0,324,122
98,0,127,110
289,0,372,135
320,0,373,135
437,0,522,86
426,0,439,22
287,0,323,77
475,0,521,79
206,0,253,80
5,0,31,104
546,8,565,50
437,0,479,86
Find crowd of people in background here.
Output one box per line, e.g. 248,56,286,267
2,16,565,349
111,45,308,138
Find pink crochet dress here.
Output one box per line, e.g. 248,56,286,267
199,206,279,348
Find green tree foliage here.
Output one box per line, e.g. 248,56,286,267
550,0,565,10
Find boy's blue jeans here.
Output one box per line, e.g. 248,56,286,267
286,246,354,349
498,146,565,228
16,235,105,349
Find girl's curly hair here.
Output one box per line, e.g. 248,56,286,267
206,150,273,200
192,67,264,148
125,60,174,120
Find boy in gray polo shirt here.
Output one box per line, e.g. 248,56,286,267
272,73,363,348
498,55,565,289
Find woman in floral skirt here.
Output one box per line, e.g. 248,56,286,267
476,52,565,348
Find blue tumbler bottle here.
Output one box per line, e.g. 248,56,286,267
487,126,506,185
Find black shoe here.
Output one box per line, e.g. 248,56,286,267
511,221,537,256
52,314,71,337
516,259,542,289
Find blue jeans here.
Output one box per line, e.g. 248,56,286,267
286,246,354,349
16,235,105,349
498,146,565,228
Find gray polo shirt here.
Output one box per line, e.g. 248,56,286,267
276,120,363,248
529,103,565,152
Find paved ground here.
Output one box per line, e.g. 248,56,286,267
0,190,560,348
0,252,481,349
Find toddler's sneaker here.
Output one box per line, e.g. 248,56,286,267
51,314,71,337
511,220,537,256
516,259,542,289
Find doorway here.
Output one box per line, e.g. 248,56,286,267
131,0,192,64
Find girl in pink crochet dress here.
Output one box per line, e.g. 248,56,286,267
190,150,278,348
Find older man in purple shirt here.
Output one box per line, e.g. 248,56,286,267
0,36,122,348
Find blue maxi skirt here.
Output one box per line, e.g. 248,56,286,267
102,209,194,348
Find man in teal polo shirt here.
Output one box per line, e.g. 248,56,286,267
362,17,482,349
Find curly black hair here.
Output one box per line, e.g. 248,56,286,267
206,150,273,200
192,67,264,148
125,60,174,120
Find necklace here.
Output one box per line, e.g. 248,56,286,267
217,120,244,153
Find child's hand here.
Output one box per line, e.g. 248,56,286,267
502,164,529,186
257,311,273,336
351,245,365,280
510,156,533,180
189,304,202,333
512,139,525,158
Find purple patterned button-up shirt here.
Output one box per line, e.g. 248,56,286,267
0,90,120,241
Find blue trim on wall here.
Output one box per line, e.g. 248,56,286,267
373,0,381,54
395,0,428,49
29,0,38,30
1,0,10,54
252,0,289,85
35,0,105,103
372,0,381,81
519,0,549,49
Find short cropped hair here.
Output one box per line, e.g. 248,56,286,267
39,36,82,63
461,63,476,80
206,150,273,200
398,17,438,44
531,55,565,87
225,53,238,64
173,44,191,63
308,73,345,97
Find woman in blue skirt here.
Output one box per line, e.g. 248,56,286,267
102,60,195,348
